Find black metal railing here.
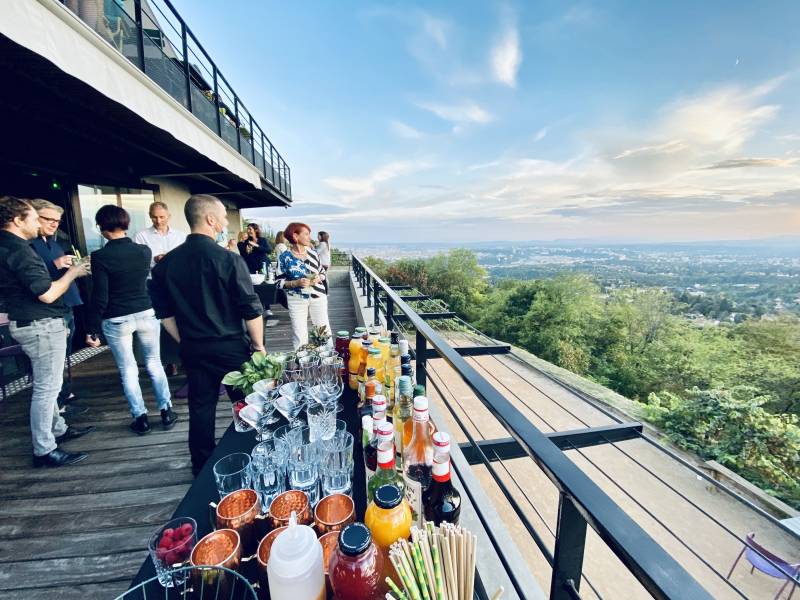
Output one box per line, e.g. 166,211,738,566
351,255,714,600
60,0,291,200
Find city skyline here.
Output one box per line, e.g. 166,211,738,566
174,1,800,242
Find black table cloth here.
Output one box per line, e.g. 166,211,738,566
129,386,366,591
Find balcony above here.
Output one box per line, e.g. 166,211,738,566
0,0,290,208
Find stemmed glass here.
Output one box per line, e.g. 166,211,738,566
298,355,320,393
275,394,305,429
320,356,345,412
254,379,281,425
254,391,278,442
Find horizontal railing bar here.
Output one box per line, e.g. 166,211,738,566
459,423,644,465
394,312,458,321
424,345,511,360
393,294,430,301
352,255,713,600
390,284,413,290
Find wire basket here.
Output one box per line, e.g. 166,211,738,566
115,566,257,600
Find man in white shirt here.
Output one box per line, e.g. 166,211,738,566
134,201,187,268
134,201,186,376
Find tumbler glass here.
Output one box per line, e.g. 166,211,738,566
251,441,288,512
213,453,252,499
307,402,337,442
320,431,354,497
148,516,197,588
287,426,320,507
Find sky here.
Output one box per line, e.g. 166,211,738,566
172,1,800,243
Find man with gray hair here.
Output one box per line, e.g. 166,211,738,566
150,195,264,475
29,199,88,414
133,201,186,268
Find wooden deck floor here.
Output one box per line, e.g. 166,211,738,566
0,272,356,599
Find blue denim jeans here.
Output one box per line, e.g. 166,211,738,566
102,309,171,417
9,317,69,456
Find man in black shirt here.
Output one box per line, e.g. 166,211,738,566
0,196,94,467
151,194,264,475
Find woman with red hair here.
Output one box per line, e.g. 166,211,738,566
276,222,331,349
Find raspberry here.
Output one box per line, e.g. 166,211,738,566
179,523,193,537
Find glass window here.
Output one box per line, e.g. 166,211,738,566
76,184,155,254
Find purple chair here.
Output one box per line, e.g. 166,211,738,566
0,313,31,402
726,532,799,599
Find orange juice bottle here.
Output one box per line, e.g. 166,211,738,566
366,348,384,393
348,333,362,390
357,340,373,399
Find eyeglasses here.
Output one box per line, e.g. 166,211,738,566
39,216,61,225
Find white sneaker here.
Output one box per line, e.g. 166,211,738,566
265,310,274,316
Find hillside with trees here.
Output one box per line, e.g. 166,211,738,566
364,250,800,508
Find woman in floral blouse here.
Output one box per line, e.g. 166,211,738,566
276,222,331,349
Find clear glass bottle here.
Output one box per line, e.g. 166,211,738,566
402,396,434,525
422,432,461,525
359,368,378,408
364,417,386,479
403,395,436,453
329,523,385,600
393,375,413,465
367,422,404,502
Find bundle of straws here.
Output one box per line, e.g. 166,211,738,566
385,522,477,600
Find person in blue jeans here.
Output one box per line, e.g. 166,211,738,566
85,205,177,435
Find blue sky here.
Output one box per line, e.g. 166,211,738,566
173,1,800,243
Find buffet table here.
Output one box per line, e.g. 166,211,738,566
129,386,366,591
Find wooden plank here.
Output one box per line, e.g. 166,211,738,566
0,524,155,561
3,582,129,600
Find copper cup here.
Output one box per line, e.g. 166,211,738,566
314,494,355,537
215,488,263,556
190,529,242,595
254,525,288,592
268,490,312,530
318,530,340,591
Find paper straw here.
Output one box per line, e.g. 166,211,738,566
393,552,421,600
418,535,437,600
399,549,424,600
489,587,504,600
411,543,431,600
386,577,410,600
430,529,446,600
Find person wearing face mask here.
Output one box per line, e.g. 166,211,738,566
150,195,265,475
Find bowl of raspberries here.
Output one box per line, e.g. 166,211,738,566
148,517,198,586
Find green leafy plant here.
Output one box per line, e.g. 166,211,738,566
222,352,286,395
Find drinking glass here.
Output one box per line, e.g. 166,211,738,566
213,453,252,499
148,516,197,587
250,441,287,513
275,394,305,429
254,379,281,424
255,393,278,442
287,426,320,507
320,431,354,497
230,401,252,433
307,402,337,442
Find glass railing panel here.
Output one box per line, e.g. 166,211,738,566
220,118,238,149
190,82,218,132
142,34,187,107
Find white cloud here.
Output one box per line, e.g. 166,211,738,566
390,120,424,139
533,126,549,142
421,14,448,49
322,160,430,202
416,100,493,125
613,140,686,160
491,25,522,87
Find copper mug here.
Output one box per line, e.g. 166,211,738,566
189,529,242,596
318,530,340,592
314,494,355,537
267,490,313,530
215,488,266,556
254,525,288,594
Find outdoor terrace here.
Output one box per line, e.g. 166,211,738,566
0,265,797,599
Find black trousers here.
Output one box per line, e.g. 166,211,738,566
181,338,249,475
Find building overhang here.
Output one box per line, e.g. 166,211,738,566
0,0,290,209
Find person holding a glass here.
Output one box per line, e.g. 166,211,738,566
275,222,331,349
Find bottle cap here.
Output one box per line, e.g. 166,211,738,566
412,396,429,421
413,384,426,398
372,417,386,434
391,331,399,344
399,340,409,355
401,364,412,376
337,330,349,337
374,484,403,509
362,340,372,348
355,327,367,334
377,420,394,439
400,353,411,364
338,523,372,556
368,348,381,356
378,336,390,343
367,367,376,376
351,333,361,339
433,431,450,451
398,375,412,394
372,395,387,412
365,380,376,398
361,414,373,434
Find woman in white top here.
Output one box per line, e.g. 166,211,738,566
275,222,331,349
316,231,331,293
274,231,288,257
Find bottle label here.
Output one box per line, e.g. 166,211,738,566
404,475,423,524
432,459,451,482
377,445,395,469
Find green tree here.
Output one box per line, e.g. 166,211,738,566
646,387,800,508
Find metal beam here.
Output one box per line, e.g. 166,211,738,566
424,345,511,360
395,294,430,301
390,285,413,290
144,171,229,178
458,422,643,465
394,312,457,321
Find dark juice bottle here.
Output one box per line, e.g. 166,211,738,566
423,431,461,525
329,523,385,600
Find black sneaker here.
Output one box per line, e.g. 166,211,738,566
33,447,88,468
130,414,151,435
161,407,178,430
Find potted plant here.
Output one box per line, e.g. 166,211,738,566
222,352,286,396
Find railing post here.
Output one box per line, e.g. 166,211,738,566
373,280,380,326
249,115,256,164
133,0,145,72
550,494,588,600
365,273,372,307
415,330,427,389
386,297,394,331
234,98,242,153
181,23,192,111
213,66,221,135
